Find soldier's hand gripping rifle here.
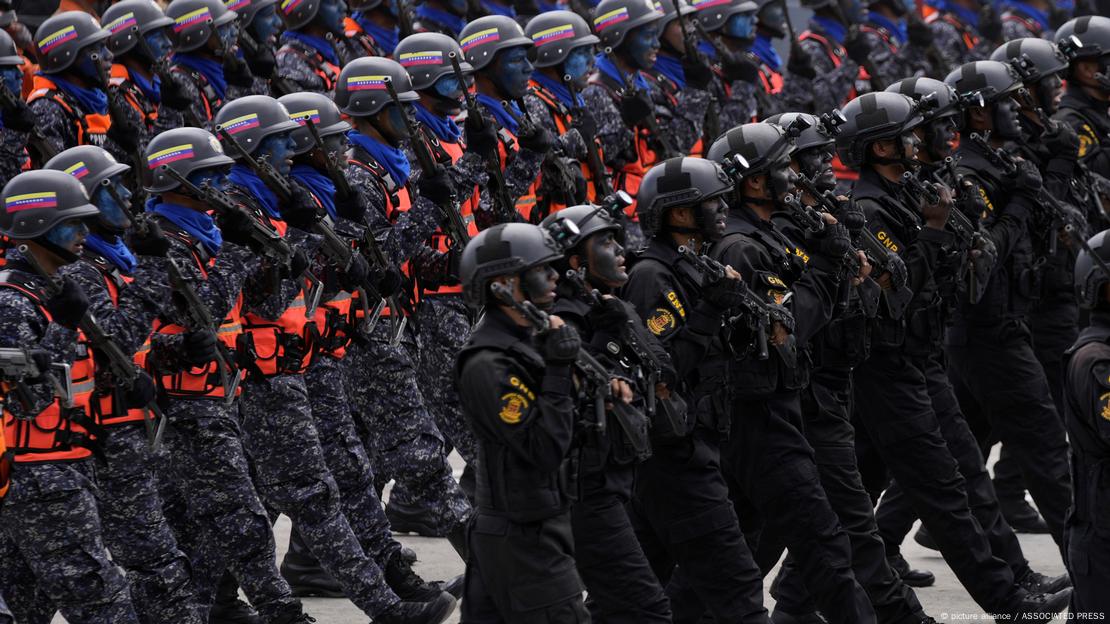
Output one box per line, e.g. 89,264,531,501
19,245,167,449
564,74,614,198
0,83,58,166
604,50,680,160
300,117,385,335
671,0,720,146
928,157,997,303
450,51,518,222
0,348,72,412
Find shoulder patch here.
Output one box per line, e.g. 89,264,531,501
499,392,530,425
664,290,686,318
1099,391,1110,423
1078,123,1099,159
646,308,677,336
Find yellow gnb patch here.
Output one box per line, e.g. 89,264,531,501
977,186,994,214
647,308,677,336
1079,123,1098,159
792,247,810,264
876,231,899,253
1100,391,1110,422
665,290,685,318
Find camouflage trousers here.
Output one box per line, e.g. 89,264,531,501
413,295,478,465
342,322,472,536
98,422,203,624
303,355,399,567
239,373,401,617
0,459,140,624
160,397,301,623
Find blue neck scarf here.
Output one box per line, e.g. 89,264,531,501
228,164,280,219
811,16,847,44
477,92,520,135
347,130,411,187
44,73,108,114
414,102,462,143
867,11,907,46
147,197,223,256
531,72,583,108
653,52,685,89
1006,1,1049,32
291,164,337,220
86,233,138,274
596,54,652,91
353,11,399,56
697,40,718,60
128,67,161,103
414,5,467,36
751,34,782,71
281,31,340,66
172,53,227,101
481,0,516,17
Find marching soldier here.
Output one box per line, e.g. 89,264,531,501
623,157,771,623
44,145,205,624
233,0,284,97
1054,16,1110,187
1001,0,1063,42
693,0,762,129
340,0,402,60
157,0,242,129
414,0,469,38
274,0,346,94
787,0,872,115
926,0,1004,69
0,169,140,623
0,28,31,185
455,221,591,622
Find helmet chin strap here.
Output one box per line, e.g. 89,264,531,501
34,236,79,264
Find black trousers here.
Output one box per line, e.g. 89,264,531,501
629,428,770,624
772,367,926,624
571,436,671,623
946,320,1072,547
853,347,1020,614
873,351,1032,579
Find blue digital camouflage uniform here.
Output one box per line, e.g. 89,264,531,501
274,36,340,95
928,13,993,74
153,61,227,132
341,155,472,537
29,93,132,165
1001,8,1046,42
472,101,549,228
859,25,932,87
0,126,28,188
60,252,205,624
0,250,140,624
779,21,865,115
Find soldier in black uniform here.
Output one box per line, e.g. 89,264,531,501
541,203,672,623
943,59,1073,549
1054,17,1110,205
839,90,1071,620
622,156,771,624
1063,231,1110,616
455,222,591,623
701,122,874,624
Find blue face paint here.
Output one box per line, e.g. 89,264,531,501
318,0,348,34
0,66,22,96
143,28,173,61
493,46,534,99
78,42,112,84
44,219,89,252
433,74,463,99
216,22,239,52
758,3,786,37
625,22,661,71
563,45,594,81
257,132,295,177
725,13,756,40
93,174,133,232
250,5,282,43
188,167,230,192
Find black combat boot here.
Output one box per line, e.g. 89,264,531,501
279,528,344,598
209,572,263,624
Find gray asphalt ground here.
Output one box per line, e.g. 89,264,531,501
54,448,1073,623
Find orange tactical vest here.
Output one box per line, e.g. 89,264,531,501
588,73,658,222
419,126,480,296
0,272,99,464
152,229,244,399
926,12,979,51
169,63,223,123
0,423,8,497
109,64,159,130
311,289,354,359
528,80,605,213
342,16,387,58
27,74,111,148
84,255,154,427
348,151,415,320
276,40,341,92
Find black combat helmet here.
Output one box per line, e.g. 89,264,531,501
334,56,420,117
944,60,1023,104
636,157,732,239
458,15,533,71
887,77,963,121
707,122,796,178
460,222,566,308
1076,229,1110,309
34,11,109,74
45,146,131,196
991,38,1069,82
143,127,235,193
0,28,24,66
540,203,621,251
278,92,351,155
214,95,301,157
101,0,174,57
1055,15,1110,60
0,169,99,239
524,10,599,68
835,92,925,168
764,112,841,151
695,0,757,34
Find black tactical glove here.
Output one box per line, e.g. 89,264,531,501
517,122,553,154
374,264,404,298
809,222,853,260
836,202,866,234
682,53,715,90
181,328,219,367
340,253,370,292
244,47,276,78
334,190,367,222
844,29,872,67
417,166,456,206
129,219,171,257
123,370,157,409
720,49,761,83
157,68,193,111
1,97,36,132
44,276,89,330
886,253,908,290
702,274,743,310
619,90,654,127
787,41,817,80
1013,158,1043,196
587,296,629,332
464,111,499,160
223,54,254,88
907,15,934,48
979,3,1004,42
217,209,264,252
282,184,323,230
539,323,581,365
571,108,598,147
1042,120,1080,161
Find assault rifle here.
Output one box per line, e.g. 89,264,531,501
676,245,773,360
0,348,72,411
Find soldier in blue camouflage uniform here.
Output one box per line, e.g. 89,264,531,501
233,0,284,98
336,0,401,62
0,28,30,185
858,0,933,86
413,0,468,38
0,169,141,624
44,145,204,624
334,57,473,554
925,0,1004,71
141,127,316,623
1001,0,1060,42
780,0,869,115
274,0,345,95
